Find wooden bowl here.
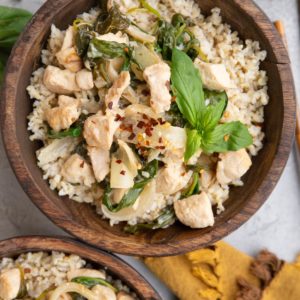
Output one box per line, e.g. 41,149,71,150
1,0,296,256
0,236,160,300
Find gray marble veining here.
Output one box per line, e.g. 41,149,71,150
0,0,299,299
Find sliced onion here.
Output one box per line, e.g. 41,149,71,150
110,155,135,188
49,283,98,300
126,25,155,43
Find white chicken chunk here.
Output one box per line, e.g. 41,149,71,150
45,95,81,132
156,162,193,195
67,268,105,281
143,62,171,114
87,146,110,182
92,285,116,300
83,112,120,150
194,58,235,91
76,69,94,90
105,71,131,110
56,26,82,72
43,66,80,94
174,192,214,228
216,149,252,185
0,268,21,300
97,31,129,44
61,154,95,187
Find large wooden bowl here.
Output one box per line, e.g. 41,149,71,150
1,0,296,256
0,236,160,300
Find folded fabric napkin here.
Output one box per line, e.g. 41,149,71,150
144,242,300,300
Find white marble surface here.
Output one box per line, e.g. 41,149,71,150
0,0,300,299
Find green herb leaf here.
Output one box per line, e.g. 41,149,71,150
103,160,158,212
124,207,176,234
48,126,82,139
182,172,199,197
95,6,130,34
171,48,205,127
199,90,228,132
71,277,118,292
184,128,202,162
87,38,129,60
164,102,187,128
0,6,32,49
138,0,161,18
202,121,253,153
74,21,94,57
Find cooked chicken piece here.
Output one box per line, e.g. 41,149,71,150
45,95,81,132
117,291,135,300
200,169,215,189
97,31,129,44
61,154,95,187
43,66,80,94
92,285,116,300
143,62,171,114
0,268,21,300
83,112,120,150
87,146,110,182
61,26,75,50
56,26,82,72
56,47,82,73
156,162,193,195
216,149,252,185
122,86,139,104
194,59,235,91
174,192,214,228
67,268,105,281
105,71,131,110
76,69,94,90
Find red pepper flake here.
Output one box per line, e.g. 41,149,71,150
142,114,149,120
146,140,150,146
145,127,152,137
116,159,122,164
150,118,159,126
128,133,136,140
80,161,85,168
137,121,145,128
115,114,124,121
158,137,163,143
24,268,31,273
91,120,96,124
108,102,113,110
181,172,186,176
124,47,129,53
120,123,133,132
120,170,126,175
158,118,166,125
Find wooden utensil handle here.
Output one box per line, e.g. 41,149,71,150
274,20,300,150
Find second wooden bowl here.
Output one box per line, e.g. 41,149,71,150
0,236,160,299
1,0,296,256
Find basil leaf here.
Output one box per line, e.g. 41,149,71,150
72,277,118,292
171,48,205,127
95,6,130,34
202,121,253,153
184,128,202,162
103,160,158,212
182,172,199,197
87,39,129,60
48,126,82,139
74,23,94,57
124,207,176,234
198,91,228,132
0,6,32,49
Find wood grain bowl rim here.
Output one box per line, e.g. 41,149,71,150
0,0,296,256
0,236,161,300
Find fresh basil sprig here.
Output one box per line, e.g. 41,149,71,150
103,160,158,212
48,126,82,139
171,48,252,161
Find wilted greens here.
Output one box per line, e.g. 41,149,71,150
71,276,118,292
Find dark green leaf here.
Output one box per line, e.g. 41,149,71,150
0,6,32,49
124,207,176,234
184,128,202,162
103,160,158,212
94,6,130,34
74,23,94,57
164,102,187,128
171,48,205,127
198,90,228,132
87,38,129,60
182,172,199,197
48,126,82,139
71,277,118,292
202,121,253,153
